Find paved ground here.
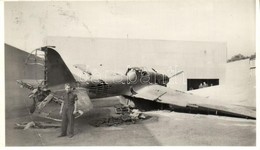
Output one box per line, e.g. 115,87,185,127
6,98,256,146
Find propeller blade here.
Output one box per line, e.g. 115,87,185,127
36,93,54,112
169,71,184,78
152,68,158,73
29,98,37,113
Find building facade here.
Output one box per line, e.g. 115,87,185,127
47,37,227,91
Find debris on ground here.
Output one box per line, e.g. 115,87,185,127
90,104,150,127
15,121,61,130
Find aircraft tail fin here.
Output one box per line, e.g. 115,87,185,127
41,47,76,89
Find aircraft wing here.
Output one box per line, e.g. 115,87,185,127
129,84,256,119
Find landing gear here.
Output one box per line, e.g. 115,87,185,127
119,96,169,111
119,96,135,108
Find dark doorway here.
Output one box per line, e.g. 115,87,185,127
187,79,219,91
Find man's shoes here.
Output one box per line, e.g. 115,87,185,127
57,134,66,138
68,134,74,138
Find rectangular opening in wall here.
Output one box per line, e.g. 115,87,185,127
187,79,219,91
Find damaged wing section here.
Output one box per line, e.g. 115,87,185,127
129,85,256,119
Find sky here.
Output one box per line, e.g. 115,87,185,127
4,0,256,58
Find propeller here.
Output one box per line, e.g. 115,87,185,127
17,80,54,113
29,87,52,113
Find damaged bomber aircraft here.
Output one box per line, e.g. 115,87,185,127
17,46,256,121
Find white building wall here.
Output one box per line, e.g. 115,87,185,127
47,37,227,91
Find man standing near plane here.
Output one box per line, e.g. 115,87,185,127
58,83,78,138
